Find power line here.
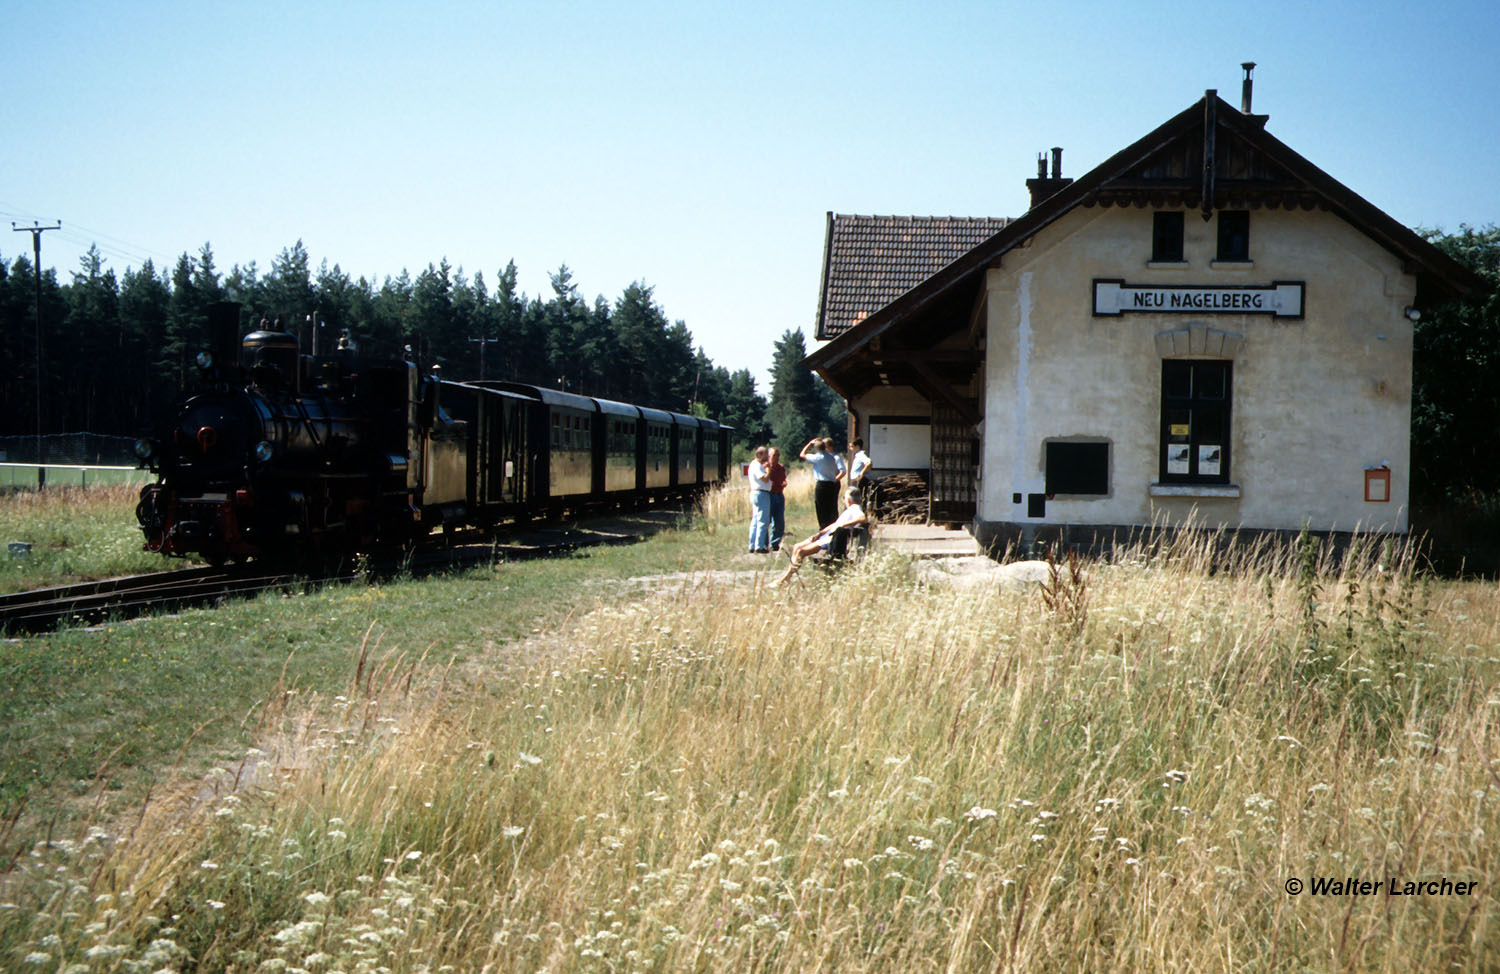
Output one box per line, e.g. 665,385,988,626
0,202,176,272
11,220,61,489
468,335,499,380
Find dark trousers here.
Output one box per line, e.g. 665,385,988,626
814,480,840,529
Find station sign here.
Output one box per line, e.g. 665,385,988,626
1092,279,1305,318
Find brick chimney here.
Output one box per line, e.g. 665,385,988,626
1025,147,1073,209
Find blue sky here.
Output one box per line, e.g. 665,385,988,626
4,0,1496,389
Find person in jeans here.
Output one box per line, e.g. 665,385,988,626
800,437,846,529
746,445,772,553
766,446,788,551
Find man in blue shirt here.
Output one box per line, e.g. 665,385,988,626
800,437,846,529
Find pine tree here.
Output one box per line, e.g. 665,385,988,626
723,368,770,446
766,329,825,451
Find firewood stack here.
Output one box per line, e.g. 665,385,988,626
869,473,929,524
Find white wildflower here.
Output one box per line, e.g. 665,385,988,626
518,752,542,766
964,806,998,822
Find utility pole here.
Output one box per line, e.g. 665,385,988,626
467,335,499,380
12,221,61,489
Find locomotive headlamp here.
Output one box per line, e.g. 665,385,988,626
254,441,275,463
133,438,155,461
195,351,214,370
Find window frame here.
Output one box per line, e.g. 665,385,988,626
1159,359,1232,485
1152,211,1185,263
1216,210,1250,262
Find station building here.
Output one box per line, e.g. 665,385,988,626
806,79,1484,548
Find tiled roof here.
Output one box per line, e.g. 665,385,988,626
816,214,1012,340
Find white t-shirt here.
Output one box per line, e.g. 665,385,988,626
849,450,871,484
815,503,866,547
748,460,771,491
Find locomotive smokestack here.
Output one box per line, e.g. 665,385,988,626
207,301,242,379
1241,61,1256,114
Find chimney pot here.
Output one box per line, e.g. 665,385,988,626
1037,153,1047,179
1241,61,1256,114
1050,147,1063,179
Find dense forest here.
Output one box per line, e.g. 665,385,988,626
0,241,810,455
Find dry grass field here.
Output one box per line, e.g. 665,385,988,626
0,479,1496,971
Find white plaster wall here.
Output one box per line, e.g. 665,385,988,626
850,385,933,470
981,204,1414,533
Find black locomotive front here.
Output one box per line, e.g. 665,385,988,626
137,306,417,563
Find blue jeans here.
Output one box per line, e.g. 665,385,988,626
769,492,785,549
748,490,772,551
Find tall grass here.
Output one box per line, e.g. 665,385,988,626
2,529,1496,971
696,470,816,537
0,485,174,594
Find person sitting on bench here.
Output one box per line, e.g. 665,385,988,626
776,487,868,585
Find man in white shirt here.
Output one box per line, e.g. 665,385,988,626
849,438,872,487
776,487,868,585
746,446,772,553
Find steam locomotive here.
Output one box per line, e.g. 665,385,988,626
134,302,731,564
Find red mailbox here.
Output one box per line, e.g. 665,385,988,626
1364,465,1391,503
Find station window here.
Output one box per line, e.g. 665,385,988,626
1160,360,1231,483
1217,211,1250,261
1045,441,1109,495
1152,212,1185,262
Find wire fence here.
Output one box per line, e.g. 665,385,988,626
0,433,138,466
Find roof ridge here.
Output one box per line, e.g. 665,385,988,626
833,213,1011,223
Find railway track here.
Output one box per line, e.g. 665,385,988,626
0,566,330,635
1,505,693,635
